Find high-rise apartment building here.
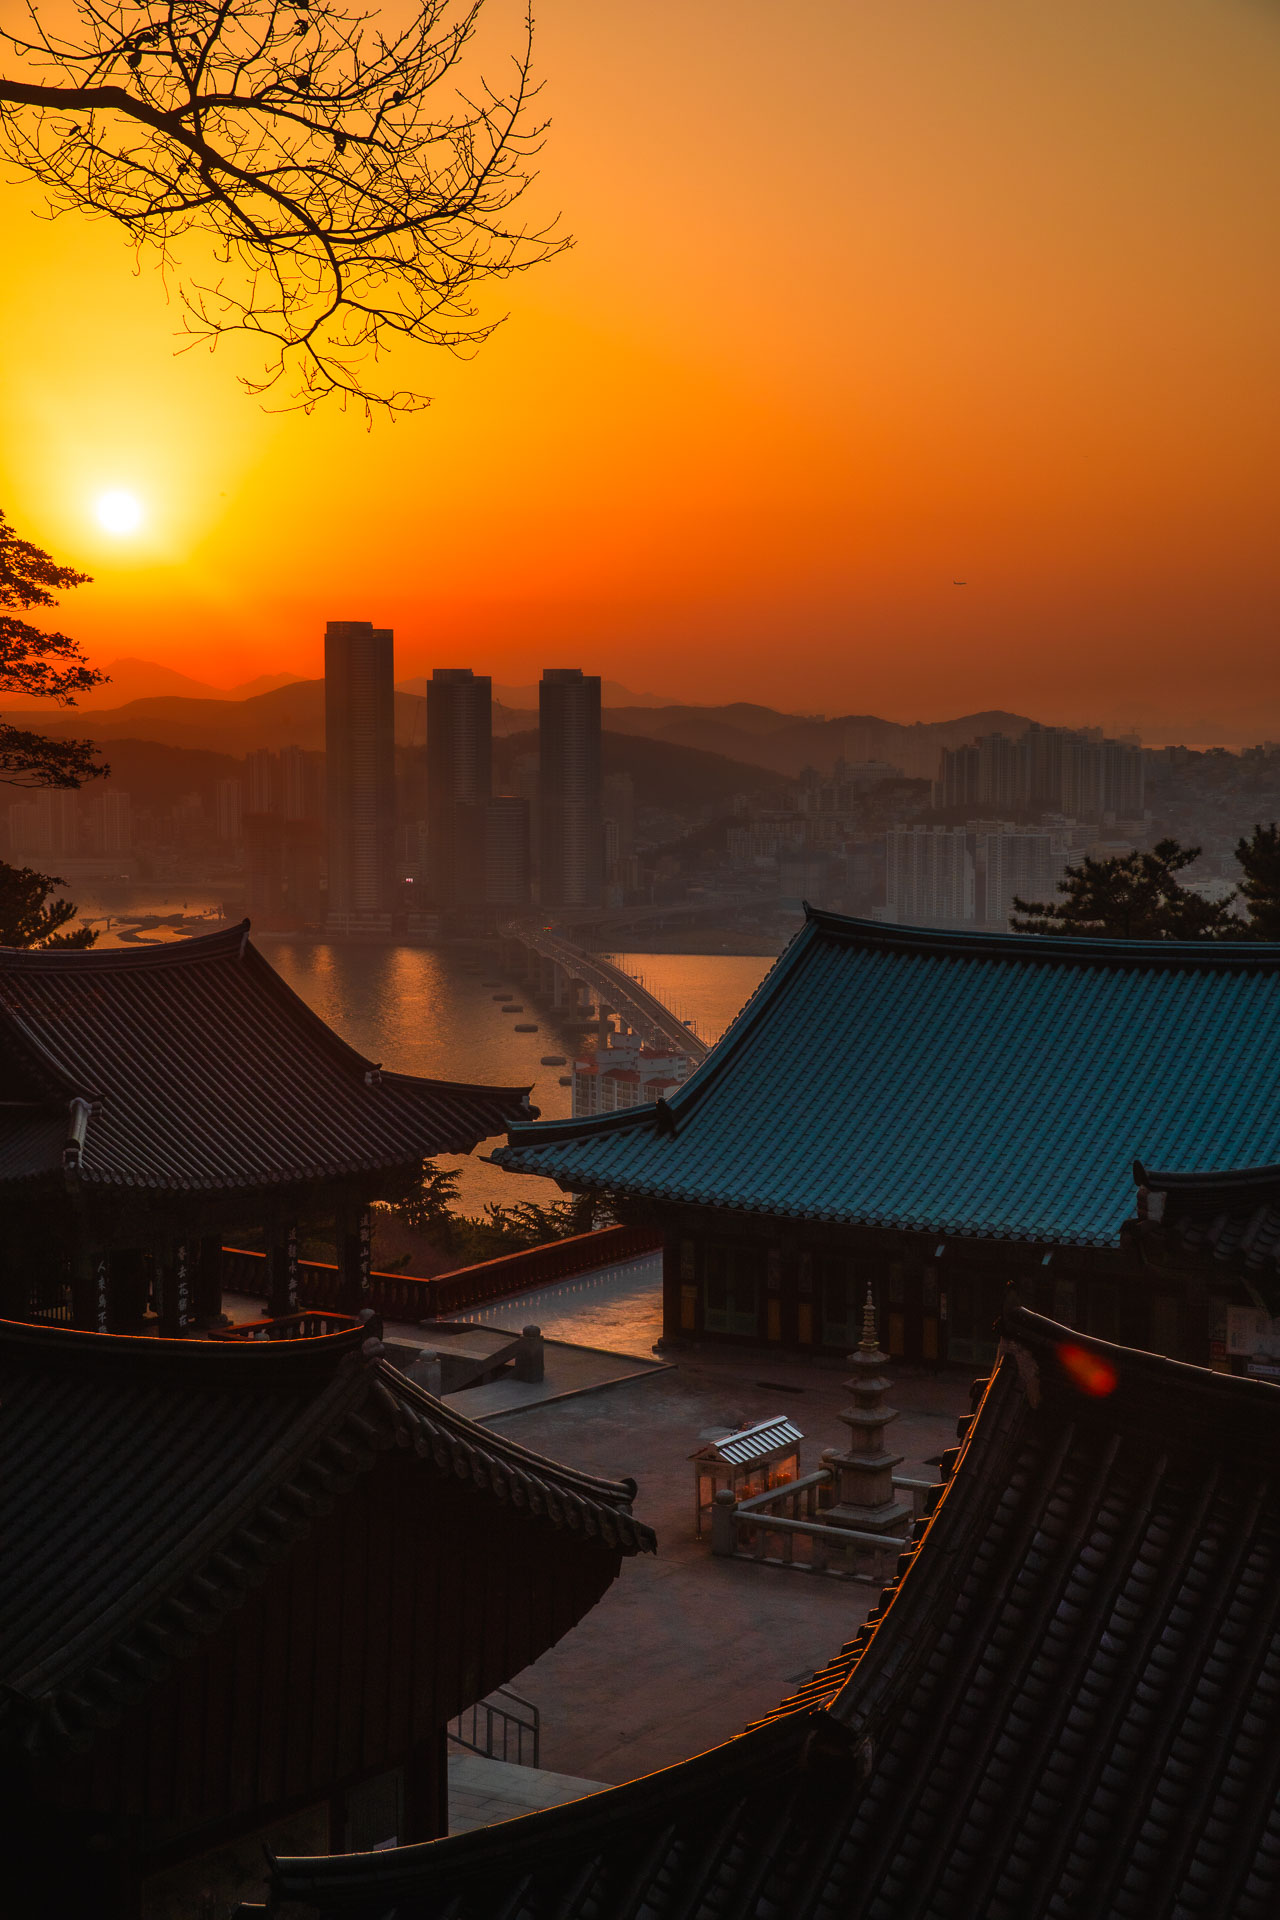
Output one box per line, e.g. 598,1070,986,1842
973,827,1071,930
324,620,397,931
539,668,602,911
426,669,492,906
935,725,1144,822
884,826,974,927
483,796,532,907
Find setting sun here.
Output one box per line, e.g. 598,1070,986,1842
95,488,143,536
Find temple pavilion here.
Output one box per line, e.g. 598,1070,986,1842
0,922,531,1332
254,1303,1280,1919
0,1311,654,1917
496,907,1280,1370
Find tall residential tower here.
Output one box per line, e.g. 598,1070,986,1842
538,668,602,911
426,668,492,907
324,620,397,932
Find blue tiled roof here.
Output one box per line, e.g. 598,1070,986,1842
495,909,1280,1247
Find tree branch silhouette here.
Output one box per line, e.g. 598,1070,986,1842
0,1,565,416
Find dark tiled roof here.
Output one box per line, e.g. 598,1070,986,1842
0,1316,653,1761
497,908,1280,1245
1134,1159,1280,1314
0,923,531,1191
266,1303,1280,1919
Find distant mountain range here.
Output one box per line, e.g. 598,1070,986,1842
394,676,675,709
2,656,306,709
17,674,1037,781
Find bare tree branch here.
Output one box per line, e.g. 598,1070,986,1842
0,1,566,415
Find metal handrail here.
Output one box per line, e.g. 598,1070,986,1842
447,1687,541,1769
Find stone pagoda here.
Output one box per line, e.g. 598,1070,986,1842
821,1284,912,1536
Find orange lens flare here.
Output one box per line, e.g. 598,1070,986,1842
1057,1343,1118,1398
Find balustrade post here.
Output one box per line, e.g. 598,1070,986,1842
710,1487,736,1557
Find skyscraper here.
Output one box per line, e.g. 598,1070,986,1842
324,620,397,931
426,668,492,906
538,668,603,911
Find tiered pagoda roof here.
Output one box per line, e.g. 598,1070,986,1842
497,907,1280,1245
261,1303,1280,1919
0,1314,654,1764
0,923,532,1192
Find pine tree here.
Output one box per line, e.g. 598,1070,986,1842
1011,839,1238,940
1235,823,1280,939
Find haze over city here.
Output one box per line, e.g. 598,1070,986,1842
3,1,1279,741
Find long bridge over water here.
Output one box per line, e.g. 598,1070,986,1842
498,924,710,1062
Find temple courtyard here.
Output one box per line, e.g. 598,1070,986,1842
475,1344,971,1789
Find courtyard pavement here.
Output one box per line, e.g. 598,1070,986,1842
486,1343,973,1786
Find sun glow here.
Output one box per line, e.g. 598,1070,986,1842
95,489,144,536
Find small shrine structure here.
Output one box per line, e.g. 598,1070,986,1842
689,1413,802,1536
0,922,531,1333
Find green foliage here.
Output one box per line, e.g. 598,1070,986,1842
0,862,96,948
0,508,106,789
1235,823,1280,940
394,1160,464,1237
388,1164,600,1264
1011,839,1239,940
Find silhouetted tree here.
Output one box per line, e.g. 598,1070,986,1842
1235,823,1280,940
0,508,104,946
0,863,97,948
0,1,564,415
1011,838,1238,940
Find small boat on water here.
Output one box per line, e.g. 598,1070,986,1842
540,1054,567,1066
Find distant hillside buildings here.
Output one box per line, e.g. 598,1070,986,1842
885,822,1073,931
935,722,1144,820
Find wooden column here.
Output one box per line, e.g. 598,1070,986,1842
67,1239,98,1331
338,1206,372,1314
194,1235,227,1327
107,1250,151,1332
157,1242,192,1337
401,1727,449,1842
266,1224,300,1319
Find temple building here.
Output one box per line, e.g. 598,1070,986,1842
496,908,1280,1370
0,923,531,1333
254,1302,1280,1919
0,1312,654,1917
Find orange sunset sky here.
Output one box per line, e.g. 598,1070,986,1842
2,1,1278,740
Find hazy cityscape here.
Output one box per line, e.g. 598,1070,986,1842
9,642,1280,959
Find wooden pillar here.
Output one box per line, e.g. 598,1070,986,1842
338,1205,372,1313
401,1727,449,1842
107,1250,150,1332
157,1242,192,1337
194,1235,227,1327
266,1224,300,1319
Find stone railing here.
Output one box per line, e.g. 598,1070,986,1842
710,1471,938,1581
